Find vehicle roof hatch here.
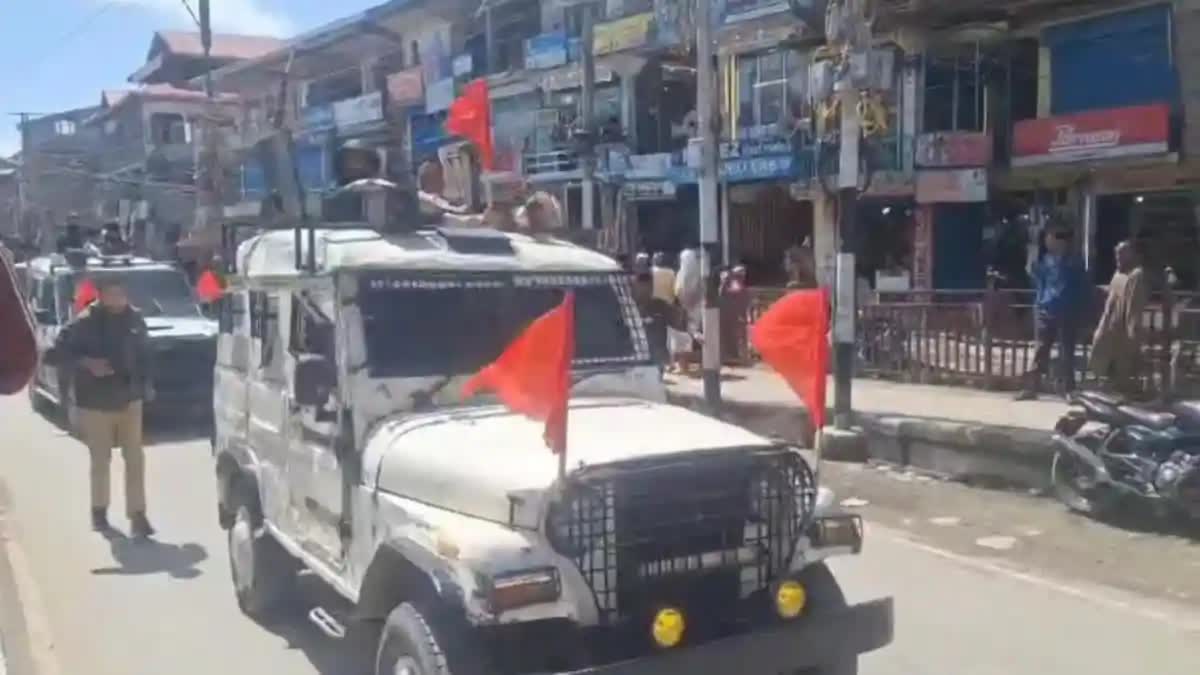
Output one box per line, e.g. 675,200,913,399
434,227,516,256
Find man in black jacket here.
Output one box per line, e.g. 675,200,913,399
52,276,154,536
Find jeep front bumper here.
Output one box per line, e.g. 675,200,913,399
557,597,893,674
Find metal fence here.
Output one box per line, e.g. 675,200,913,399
745,286,1200,397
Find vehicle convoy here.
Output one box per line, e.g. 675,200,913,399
210,183,891,675
1052,391,1200,518
23,251,218,423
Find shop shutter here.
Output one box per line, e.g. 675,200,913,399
295,143,328,191
1046,4,1177,115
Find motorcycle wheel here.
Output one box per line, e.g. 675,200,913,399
1051,449,1118,517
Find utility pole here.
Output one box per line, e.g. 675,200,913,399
194,0,221,263
696,0,722,411
579,6,596,231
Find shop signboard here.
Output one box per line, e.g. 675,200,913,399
525,31,568,70
386,67,424,108
622,181,676,201
453,53,473,77
593,12,654,56
916,168,988,204
300,103,335,132
915,131,992,167
684,133,800,183
1012,103,1170,167
721,0,794,25
425,77,456,114
912,205,934,291
333,92,383,130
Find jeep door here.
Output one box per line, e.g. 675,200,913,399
245,290,292,528
213,291,250,460
28,274,63,400
283,290,344,566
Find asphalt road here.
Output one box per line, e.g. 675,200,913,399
1,393,1199,675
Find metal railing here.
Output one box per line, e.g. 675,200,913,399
744,286,1200,397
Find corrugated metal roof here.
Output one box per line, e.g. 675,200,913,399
155,31,284,61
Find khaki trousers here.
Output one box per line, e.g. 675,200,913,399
78,401,146,516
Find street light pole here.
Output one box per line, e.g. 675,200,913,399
696,0,722,411
580,8,596,231
195,0,221,262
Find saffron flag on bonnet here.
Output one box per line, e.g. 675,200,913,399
196,269,225,303
74,278,98,313
0,246,37,395
749,289,831,432
446,78,496,171
462,292,576,454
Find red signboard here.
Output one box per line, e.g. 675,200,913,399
386,67,425,108
915,131,992,167
1012,103,1170,167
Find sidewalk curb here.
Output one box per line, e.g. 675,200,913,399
667,390,1056,491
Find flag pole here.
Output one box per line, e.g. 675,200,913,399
557,449,567,480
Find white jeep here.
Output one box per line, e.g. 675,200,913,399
211,224,892,675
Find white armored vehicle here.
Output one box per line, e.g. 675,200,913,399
210,137,891,675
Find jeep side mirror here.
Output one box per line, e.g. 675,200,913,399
294,353,336,408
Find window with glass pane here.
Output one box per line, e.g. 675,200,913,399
737,50,801,130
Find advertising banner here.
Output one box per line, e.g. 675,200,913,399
1012,103,1170,167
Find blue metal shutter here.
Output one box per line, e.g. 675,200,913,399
295,143,327,191
1046,4,1177,114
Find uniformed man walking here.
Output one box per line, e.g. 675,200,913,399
51,276,155,536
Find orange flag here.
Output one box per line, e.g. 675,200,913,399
74,278,98,313
750,289,831,431
446,79,495,170
462,292,575,454
196,269,225,303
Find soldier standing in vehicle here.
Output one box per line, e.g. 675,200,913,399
51,276,154,537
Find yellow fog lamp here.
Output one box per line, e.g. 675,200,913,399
650,607,686,649
775,580,808,620
486,568,561,613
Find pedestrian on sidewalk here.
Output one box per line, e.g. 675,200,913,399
1089,241,1148,396
1016,224,1091,400
720,265,750,365
49,276,155,537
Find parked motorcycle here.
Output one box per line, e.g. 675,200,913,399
1051,391,1200,520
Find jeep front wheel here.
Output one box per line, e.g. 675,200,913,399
228,500,296,620
375,602,485,675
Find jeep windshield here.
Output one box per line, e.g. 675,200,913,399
58,268,202,318
359,271,649,378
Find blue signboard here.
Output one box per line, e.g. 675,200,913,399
525,31,568,70
721,155,797,182
301,104,335,132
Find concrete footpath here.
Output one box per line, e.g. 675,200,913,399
667,367,1070,491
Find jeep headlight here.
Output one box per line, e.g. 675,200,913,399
484,568,561,613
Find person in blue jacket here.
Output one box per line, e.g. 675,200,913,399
1016,224,1091,400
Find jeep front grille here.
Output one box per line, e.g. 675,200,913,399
547,448,816,623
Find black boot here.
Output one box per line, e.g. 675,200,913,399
91,508,110,532
130,512,156,538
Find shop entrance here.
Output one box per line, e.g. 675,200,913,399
932,203,986,290
1096,192,1200,289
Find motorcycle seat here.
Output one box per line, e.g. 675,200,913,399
1117,405,1176,431
1075,391,1124,408
1171,401,1200,429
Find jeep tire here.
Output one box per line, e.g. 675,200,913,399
375,602,485,675
797,563,857,675
228,490,296,621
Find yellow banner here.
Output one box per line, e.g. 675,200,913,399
593,12,654,56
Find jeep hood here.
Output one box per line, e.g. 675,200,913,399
144,316,218,340
369,398,775,528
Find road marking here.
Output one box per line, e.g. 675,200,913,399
0,482,62,675
874,524,1200,633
